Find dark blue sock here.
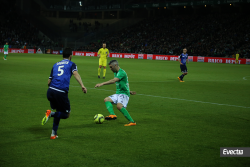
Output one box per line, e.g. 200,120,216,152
52,111,69,119
52,117,60,135
179,74,184,80
51,111,69,135
182,75,185,80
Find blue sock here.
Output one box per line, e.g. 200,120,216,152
52,117,60,135
52,111,69,119
51,112,68,135
179,74,184,80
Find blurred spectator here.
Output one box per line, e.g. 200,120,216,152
79,13,250,58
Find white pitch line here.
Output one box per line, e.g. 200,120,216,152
71,86,250,109
243,76,250,80
130,80,243,82
74,80,243,84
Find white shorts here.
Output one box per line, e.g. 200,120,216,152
4,51,8,54
109,94,130,108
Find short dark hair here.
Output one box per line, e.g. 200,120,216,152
109,60,119,66
63,47,72,58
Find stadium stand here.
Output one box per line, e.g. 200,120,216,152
79,13,250,58
0,5,55,49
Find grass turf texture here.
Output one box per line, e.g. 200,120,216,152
0,53,250,167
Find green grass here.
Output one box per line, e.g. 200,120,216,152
0,53,250,167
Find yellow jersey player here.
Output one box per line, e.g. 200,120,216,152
236,52,239,64
97,43,109,79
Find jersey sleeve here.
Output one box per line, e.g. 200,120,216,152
98,49,101,54
115,71,125,80
107,49,109,55
71,63,77,73
49,68,53,79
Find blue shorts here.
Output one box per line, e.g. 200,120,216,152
180,65,188,73
47,88,71,113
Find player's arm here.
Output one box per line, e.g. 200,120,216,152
48,79,51,86
97,49,101,58
73,71,87,93
48,68,53,86
187,56,189,64
107,49,109,58
178,55,183,65
95,78,119,88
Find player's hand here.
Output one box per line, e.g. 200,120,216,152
82,86,87,93
95,83,103,88
180,63,183,65
130,91,136,95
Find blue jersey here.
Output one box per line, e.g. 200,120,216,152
49,59,77,93
179,53,188,65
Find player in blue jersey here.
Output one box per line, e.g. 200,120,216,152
41,47,87,139
178,48,189,82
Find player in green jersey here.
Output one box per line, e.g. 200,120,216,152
3,42,9,60
95,60,136,126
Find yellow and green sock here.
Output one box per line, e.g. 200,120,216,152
105,101,115,115
103,69,106,77
98,68,101,76
120,107,134,123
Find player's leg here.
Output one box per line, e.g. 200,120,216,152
42,89,55,125
104,95,117,120
178,65,185,82
103,59,107,79
3,52,8,60
98,58,102,78
179,65,187,82
183,66,188,80
116,94,136,126
50,92,70,139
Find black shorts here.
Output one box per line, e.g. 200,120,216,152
180,65,188,73
47,88,71,113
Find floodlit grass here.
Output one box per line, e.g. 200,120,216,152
0,53,250,167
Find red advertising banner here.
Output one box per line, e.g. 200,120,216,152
73,51,97,56
154,55,179,61
246,59,250,65
10,49,27,53
52,50,60,55
71,51,249,64
0,48,34,53
110,53,123,58
28,49,35,54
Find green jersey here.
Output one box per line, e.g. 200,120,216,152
114,68,130,97
4,45,9,52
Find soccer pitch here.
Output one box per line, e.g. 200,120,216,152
0,53,249,167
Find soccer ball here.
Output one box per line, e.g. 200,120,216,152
94,114,105,124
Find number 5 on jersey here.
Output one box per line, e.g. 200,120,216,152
58,65,64,76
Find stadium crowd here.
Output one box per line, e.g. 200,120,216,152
79,13,250,58
0,5,58,49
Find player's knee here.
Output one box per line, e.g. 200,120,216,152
104,97,109,102
99,66,102,68
103,66,106,69
117,104,123,110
